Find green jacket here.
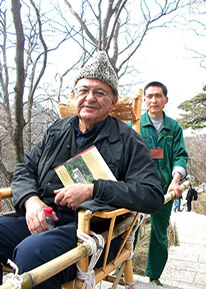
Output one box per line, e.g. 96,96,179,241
140,111,188,193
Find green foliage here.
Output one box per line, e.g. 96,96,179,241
65,156,94,184
178,92,206,130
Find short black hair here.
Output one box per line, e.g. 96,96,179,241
144,81,168,97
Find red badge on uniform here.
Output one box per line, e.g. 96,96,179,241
150,148,164,159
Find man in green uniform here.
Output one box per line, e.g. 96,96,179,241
140,81,188,286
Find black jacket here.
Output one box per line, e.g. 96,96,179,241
12,115,164,215
186,187,198,202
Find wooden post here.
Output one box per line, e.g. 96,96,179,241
132,88,142,133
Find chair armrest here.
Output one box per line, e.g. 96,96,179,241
0,187,12,199
77,208,139,271
0,187,12,214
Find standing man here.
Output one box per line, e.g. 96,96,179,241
186,184,198,212
173,196,182,212
140,81,188,286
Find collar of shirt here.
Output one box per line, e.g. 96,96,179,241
71,116,107,147
149,115,164,135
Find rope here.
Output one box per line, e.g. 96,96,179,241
74,213,144,289
126,213,144,243
3,259,23,289
73,230,104,289
124,280,135,289
121,213,145,261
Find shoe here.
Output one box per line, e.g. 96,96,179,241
149,279,163,287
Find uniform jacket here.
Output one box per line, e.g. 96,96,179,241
12,115,164,215
140,111,188,193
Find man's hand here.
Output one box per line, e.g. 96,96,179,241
167,172,183,200
24,196,58,234
54,183,94,210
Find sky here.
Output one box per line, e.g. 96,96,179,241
133,26,205,118
50,25,206,136
44,1,206,136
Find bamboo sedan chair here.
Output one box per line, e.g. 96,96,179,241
0,89,143,289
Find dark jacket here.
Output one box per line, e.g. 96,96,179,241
12,115,164,215
186,187,198,202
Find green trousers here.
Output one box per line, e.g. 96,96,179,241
145,200,173,280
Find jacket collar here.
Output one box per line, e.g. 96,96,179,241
62,115,120,144
143,111,171,132
94,115,120,144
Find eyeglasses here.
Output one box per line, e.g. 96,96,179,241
73,86,113,99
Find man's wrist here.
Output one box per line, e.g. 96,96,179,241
172,166,186,179
172,172,182,184
24,195,41,209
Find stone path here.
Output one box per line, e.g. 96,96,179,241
160,210,206,289
134,210,206,288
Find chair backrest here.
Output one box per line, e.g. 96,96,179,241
58,88,143,133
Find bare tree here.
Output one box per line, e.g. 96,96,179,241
185,134,206,184
0,0,75,184
58,0,190,92
0,0,203,187
186,8,206,69
11,0,26,162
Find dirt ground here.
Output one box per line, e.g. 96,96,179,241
132,191,206,276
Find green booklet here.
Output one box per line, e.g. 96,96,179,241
55,145,116,187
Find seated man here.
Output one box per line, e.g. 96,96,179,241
0,51,164,289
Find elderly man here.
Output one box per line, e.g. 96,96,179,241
0,51,164,289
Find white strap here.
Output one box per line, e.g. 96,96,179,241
126,213,145,244
74,230,104,289
124,213,145,261
3,259,23,289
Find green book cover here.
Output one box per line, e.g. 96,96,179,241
55,145,116,187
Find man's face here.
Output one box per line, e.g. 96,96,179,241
144,86,168,117
73,78,118,131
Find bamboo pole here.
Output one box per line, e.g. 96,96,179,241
164,180,191,204
0,188,12,199
132,88,142,134
0,243,92,289
1,213,136,289
0,188,12,213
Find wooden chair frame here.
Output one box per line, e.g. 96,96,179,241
0,188,143,289
0,179,191,289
